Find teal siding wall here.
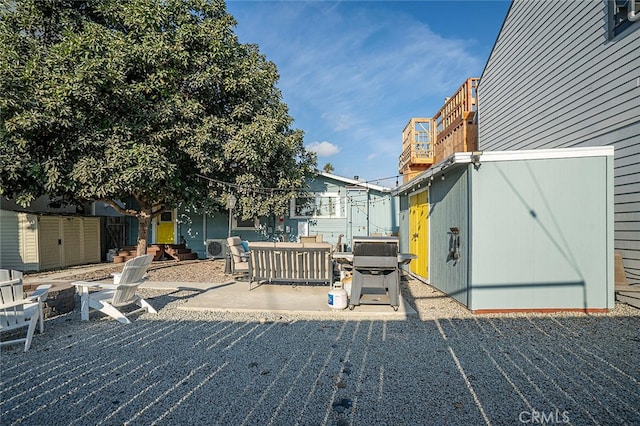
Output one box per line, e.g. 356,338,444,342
308,218,347,245
368,191,397,236
469,157,613,311
415,153,613,312
170,174,397,258
429,166,469,305
124,216,139,246
177,209,212,259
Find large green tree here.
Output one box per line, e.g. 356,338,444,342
0,0,316,255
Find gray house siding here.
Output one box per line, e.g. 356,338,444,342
478,0,640,284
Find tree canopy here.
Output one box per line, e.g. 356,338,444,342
0,0,316,253
322,163,335,174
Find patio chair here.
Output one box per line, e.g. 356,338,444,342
72,254,156,324
1,270,51,352
227,236,250,277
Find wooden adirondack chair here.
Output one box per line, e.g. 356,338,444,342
72,254,156,324
0,270,51,352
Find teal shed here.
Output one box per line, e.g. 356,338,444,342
395,147,615,313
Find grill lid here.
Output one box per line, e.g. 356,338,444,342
352,236,398,257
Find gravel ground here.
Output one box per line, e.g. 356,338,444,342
3,260,640,425
23,259,230,284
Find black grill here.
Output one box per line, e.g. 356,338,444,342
349,236,400,310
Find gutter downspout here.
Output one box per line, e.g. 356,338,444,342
629,0,640,22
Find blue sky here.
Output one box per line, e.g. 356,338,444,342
226,0,511,187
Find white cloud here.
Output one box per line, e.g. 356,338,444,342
228,1,503,181
306,141,340,157
320,112,357,132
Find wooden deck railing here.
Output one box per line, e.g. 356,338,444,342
398,118,435,179
399,78,479,182
434,78,478,136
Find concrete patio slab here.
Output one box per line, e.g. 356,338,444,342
143,280,416,319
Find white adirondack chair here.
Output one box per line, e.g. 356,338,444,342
72,254,156,324
0,270,51,352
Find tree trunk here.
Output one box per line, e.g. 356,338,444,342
137,215,152,256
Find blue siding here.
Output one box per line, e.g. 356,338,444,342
470,157,612,311
428,166,469,306
173,174,397,257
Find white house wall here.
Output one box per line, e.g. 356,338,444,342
478,0,640,284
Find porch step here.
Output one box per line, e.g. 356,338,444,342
164,244,198,261
147,245,165,261
171,252,199,261
112,244,196,262
167,247,191,254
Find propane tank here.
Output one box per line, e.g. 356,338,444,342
328,286,348,310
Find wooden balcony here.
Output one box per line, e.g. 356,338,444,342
434,78,478,136
398,78,480,184
398,118,435,183
433,78,479,161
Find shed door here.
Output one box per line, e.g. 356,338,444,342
63,217,84,267
38,217,62,270
409,191,429,279
82,218,101,264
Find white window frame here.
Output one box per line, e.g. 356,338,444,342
232,216,259,230
610,0,640,38
290,192,345,219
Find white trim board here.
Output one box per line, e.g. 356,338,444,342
452,146,614,164
395,146,614,195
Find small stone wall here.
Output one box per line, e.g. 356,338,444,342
26,283,75,319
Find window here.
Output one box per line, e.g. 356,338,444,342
290,192,345,218
232,217,259,230
610,0,640,38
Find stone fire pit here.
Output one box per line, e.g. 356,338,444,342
25,282,75,319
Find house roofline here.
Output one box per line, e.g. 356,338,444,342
477,0,514,92
318,172,392,192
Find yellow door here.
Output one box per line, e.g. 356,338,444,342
156,211,175,244
409,191,428,278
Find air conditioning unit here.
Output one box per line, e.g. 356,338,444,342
205,239,228,259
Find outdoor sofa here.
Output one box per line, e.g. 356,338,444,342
247,241,333,289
